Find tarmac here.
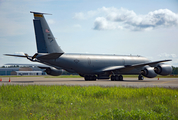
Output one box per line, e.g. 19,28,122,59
0,77,178,88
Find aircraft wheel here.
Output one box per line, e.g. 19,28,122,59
85,75,96,81
138,75,144,80
119,75,123,81
84,76,89,81
92,75,96,81
94,75,97,80
111,75,115,81
115,75,119,81
89,76,93,80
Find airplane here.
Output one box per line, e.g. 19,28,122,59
4,11,172,81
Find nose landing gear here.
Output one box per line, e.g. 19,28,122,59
138,74,144,80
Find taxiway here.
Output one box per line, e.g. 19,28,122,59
0,77,178,88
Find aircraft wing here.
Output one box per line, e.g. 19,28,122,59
100,59,172,73
129,59,171,68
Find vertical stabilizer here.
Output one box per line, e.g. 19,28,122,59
31,11,64,53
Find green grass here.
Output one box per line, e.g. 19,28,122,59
0,85,178,120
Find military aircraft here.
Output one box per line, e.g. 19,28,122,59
5,11,172,81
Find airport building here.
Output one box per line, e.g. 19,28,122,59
0,64,77,76
0,64,46,76
16,71,43,76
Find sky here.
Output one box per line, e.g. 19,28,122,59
0,0,178,66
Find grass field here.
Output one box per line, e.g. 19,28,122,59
0,85,178,120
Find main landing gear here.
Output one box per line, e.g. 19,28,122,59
138,74,144,80
111,75,123,81
84,75,96,81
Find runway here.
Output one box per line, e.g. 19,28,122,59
0,77,178,88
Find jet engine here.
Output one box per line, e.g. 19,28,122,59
45,67,63,76
141,66,157,78
154,64,172,76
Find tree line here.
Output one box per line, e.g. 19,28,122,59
172,66,178,75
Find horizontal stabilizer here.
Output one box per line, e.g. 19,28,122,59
30,11,52,15
36,53,63,59
4,54,31,58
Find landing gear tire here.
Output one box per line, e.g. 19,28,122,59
119,75,123,81
115,75,119,81
84,76,89,81
92,75,96,81
84,75,96,81
111,75,115,81
111,75,123,81
138,75,144,80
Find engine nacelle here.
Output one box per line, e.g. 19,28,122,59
154,64,172,76
45,67,63,76
141,66,157,78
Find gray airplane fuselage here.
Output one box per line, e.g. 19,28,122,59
39,53,150,75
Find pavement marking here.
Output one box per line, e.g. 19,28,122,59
1,77,178,88
159,80,176,84
153,80,177,85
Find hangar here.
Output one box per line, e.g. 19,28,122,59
0,64,46,76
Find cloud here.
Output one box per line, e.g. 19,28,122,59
14,52,25,55
73,12,86,20
47,19,55,24
74,7,178,31
73,10,98,20
0,1,30,36
73,24,82,28
157,53,178,67
94,17,123,30
158,53,177,59
173,59,178,67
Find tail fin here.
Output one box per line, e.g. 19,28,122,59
31,11,64,53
